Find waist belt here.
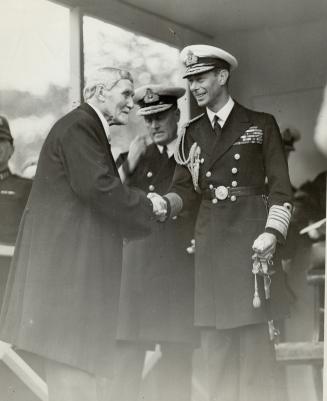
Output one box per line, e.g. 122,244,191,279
202,185,265,201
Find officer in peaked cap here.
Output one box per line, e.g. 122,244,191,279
180,44,238,78
135,84,186,116
0,115,13,144
152,44,293,401
112,84,199,401
0,115,32,307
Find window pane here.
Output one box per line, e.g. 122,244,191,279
83,17,187,155
0,0,70,177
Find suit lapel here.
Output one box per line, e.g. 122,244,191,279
208,102,252,168
79,103,120,177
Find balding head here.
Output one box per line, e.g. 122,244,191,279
83,67,133,102
84,67,135,126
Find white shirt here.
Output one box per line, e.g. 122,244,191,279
87,102,111,141
206,97,235,129
157,138,177,159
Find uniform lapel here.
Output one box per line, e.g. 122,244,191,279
208,102,252,168
146,145,174,183
189,114,216,158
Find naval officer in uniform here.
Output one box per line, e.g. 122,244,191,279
152,45,293,401
111,85,199,401
0,115,32,306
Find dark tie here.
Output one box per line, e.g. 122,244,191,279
162,145,169,162
213,115,222,140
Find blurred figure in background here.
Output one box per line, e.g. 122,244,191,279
314,82,327,157
0,115,32,306
281,127,301,162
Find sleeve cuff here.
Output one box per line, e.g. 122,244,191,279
265,204,292,241
265,227,285,244
164,192,183,218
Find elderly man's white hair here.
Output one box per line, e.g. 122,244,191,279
83,67,133,101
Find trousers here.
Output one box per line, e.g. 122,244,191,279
201,323,288,401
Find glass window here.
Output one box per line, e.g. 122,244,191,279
0,0,70,177
83,17,187,157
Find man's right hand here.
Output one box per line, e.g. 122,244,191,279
147,193,167,222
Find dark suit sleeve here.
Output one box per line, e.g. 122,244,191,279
58,120,153,236
263,115,293,207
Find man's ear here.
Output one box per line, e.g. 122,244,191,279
218,69,229,85
96,85,106,102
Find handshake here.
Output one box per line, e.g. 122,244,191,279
147,193,168,222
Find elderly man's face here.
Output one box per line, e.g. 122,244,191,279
144,107,179,146
0,139,13,171
103,79,134,125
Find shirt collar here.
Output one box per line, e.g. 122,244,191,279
157,138,177,159
87,102,111,141
206,97,235,128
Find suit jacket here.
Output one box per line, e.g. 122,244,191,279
0,103,153,375
170,102,293,329
117,144,199,344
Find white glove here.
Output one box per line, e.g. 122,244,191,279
147,193,167,222
252,232,277,259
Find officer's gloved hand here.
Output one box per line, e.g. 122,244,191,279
252,232,277,260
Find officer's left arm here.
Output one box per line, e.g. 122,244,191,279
253,115,293,256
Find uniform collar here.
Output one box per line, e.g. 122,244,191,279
157,138,177,158
0,168,11,181
206,97,235,128
87,102,111,141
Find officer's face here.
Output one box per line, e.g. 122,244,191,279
102,79,134,126
187,70,225,111
144,107,180,146
0,139,13,170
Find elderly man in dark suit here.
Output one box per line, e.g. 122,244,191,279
0,67,158,401
153,45,293,401
111,85,199,401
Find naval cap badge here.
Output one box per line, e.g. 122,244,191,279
144,88,159,104
185,50,199,67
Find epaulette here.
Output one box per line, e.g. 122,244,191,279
183,113,205,129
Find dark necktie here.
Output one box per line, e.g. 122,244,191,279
213,115,222,141
162,145,169,162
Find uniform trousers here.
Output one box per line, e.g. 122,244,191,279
110,341,194,401
201,323,288,401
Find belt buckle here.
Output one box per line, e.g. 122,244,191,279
214,185,229,200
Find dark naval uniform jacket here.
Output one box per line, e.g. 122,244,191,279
169,102,293,330
117,143,199,345
0,103,153,376
0,171,32,306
